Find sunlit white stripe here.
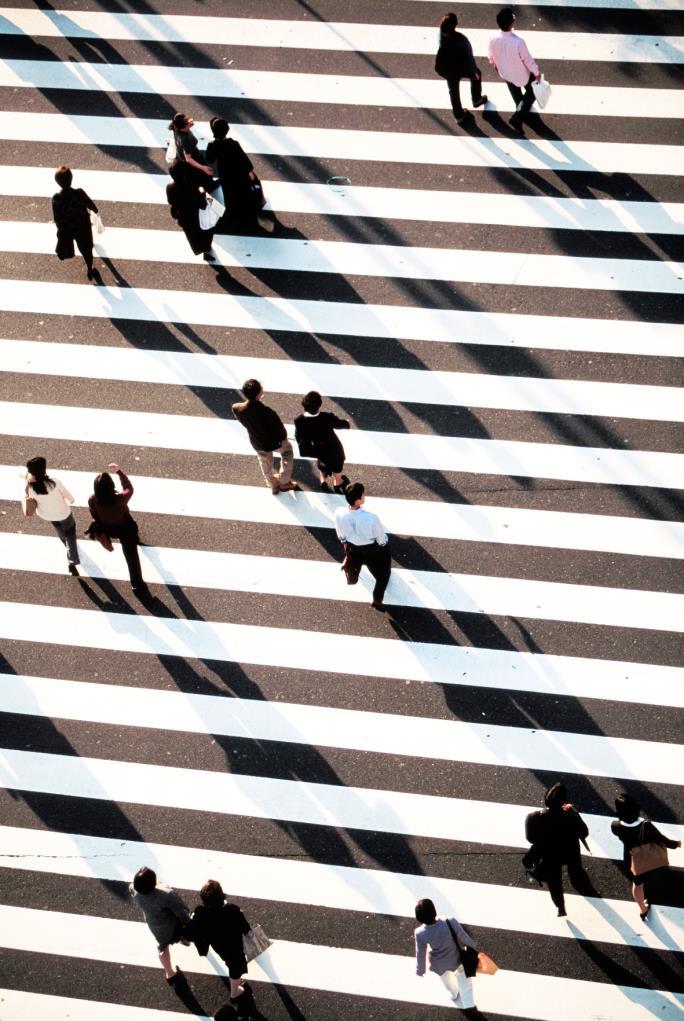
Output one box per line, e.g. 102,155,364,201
1,827,683,946
3,400,681,487
3,338,682,422
0,278,679,358
1,165,682,235
1,60,681,118
0,992,208,1021
5,532,684,633
0,747,682,882
0,909,681,1016
4,466,682,561
407,0,682,8
2,670,681,782
0,601,682,709
7,222,684,294
0,10,680,63
2,112,680,177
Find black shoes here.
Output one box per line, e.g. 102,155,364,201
68,564,79,577
509,114,524,133
371,600,387,612
473,95,488,108
557,907,567,917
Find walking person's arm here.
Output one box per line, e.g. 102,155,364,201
415,932,427,977
518,38,540,80
108,463,134,503
371,514,388,546
83,190,98,214
55,479,75,504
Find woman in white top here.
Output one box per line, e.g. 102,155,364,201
25,456,80,575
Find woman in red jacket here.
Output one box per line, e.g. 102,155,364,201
88,463,148,598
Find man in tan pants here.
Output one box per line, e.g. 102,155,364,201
232,377,298,494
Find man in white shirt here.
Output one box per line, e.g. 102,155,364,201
488,7,541,132
334,482,391,611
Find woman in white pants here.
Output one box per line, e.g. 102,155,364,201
414,897,477,1012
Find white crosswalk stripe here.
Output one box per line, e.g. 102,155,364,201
1,9,682,63
6,221,684,293
2,165,683,233
0,1,682,1019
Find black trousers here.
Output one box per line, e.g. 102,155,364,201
106,518,144,587
507,73,536,122
347,542,391,603
544,856,597,912
447,73,483,118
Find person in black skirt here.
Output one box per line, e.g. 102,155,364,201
611,792,681,920
166,161,215,259
52,165,99,280
294,390,350,492
206,117,261,229
189,880,257,1017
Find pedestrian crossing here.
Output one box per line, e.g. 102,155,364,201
0,1,682,1019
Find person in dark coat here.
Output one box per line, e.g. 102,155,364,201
190,880,256,1017
87,462,149,598
524,782,596,917
435,12,488,125
52,165,99,279
166,161,215,259
611,792,681,921
168,111,215,189
232,377,298,494
206,117,261,229
294,390,350,492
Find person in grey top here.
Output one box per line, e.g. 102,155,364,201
129,866,190,986
414,897,477,1012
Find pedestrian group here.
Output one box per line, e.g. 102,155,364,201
36,5,681,1016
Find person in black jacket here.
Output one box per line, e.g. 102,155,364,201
435,12,488,125
52,165,100,280
206,117,261,230
611,792,681,921
232,378,298,494
189,880,256,1018
294,390,350,492
166,161,215,259
524,782,596,917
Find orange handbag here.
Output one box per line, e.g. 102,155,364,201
477,952,499,976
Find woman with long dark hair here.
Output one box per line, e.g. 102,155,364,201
88,463,148,597
168,112,214,188
612,792,681,920
24,456,80,575
189,880,256,1018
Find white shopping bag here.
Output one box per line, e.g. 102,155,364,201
198,192,225,231
532,75,551,110
89,210,105,234
165,136,177,164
